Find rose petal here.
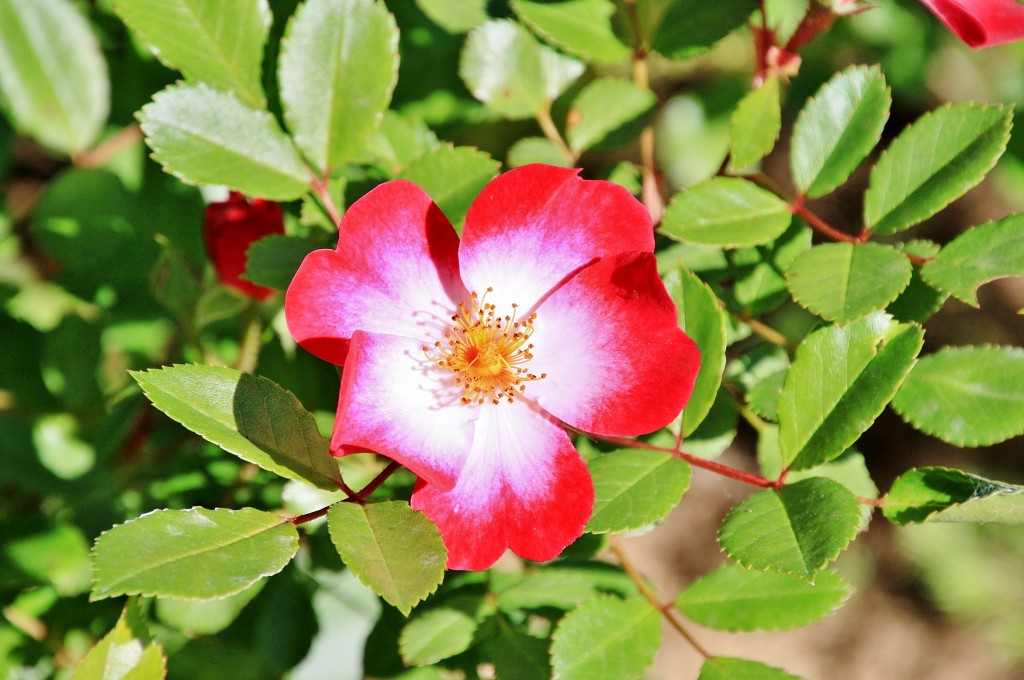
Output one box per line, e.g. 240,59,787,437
285,181,466,365
919,0,1024,47
411,401,593,570
527,252,700,436
332,330,477,489
459,164,655,312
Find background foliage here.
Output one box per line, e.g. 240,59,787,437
3,0,1024,678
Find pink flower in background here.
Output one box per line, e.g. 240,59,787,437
203,192,285,301
918,0,1024,47
285,164,700,570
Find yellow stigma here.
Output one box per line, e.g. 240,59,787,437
423,288,546,405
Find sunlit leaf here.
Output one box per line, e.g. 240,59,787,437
790,65,889,198
677,564,852,631
864,103,1011,234
113,0,270,107
156,583,264,636
892,345,1024,446
586,449,691,533
884,467,1024,524
698,657,802,680
399,607,477,666
397,144,500,228
717,478,861,578
567,78,655,153
91,507,299,600
71,607,166,680
327,501,446,615
730,76,781,172
550,596,660,680
661,178,792,247
278,0,398,172
513,0,630,63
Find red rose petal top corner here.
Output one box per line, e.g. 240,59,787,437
284,164,701,571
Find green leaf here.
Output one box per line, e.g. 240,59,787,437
888,240,946,323
149,239,201,322
677,564,852,631
892,345,1024,446
513,0,630,63
327,500,446,615
921,215,1024,310
661,178,792,247
139,82,310,200
242,234,322,290
698,657,802,680
864,103,1012,234
550,596,660,680
731,221,811,316
730,76,781,172
131,364,342,490
785,452,879,530
717,478,861,578
278,0,398,173
507,137,571,168
650,0,757,60
496,564,636,611
727,344,789,422
460,19,584,119
664,267,727,434
416,0,490,33
790,65,890,198
567,78,655,153
586,449,691,533
113,0,269,107
358,110,439,176
778,313,923,470
884,467,1024,525
397,144,500,229
786,242,913,324
399,607,477,666
0,0,108,155
71,608,166,680
91,507,299,600
487,615,551,680
156,582,263,636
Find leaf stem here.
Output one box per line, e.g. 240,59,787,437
355,460,403,501
310,174,343,228
790,195,858,243
72,123,144,169
734,311,797,353
609,536,711,659
536,102,577,165
290,460,404,525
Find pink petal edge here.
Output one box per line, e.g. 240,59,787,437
919,0,1024,47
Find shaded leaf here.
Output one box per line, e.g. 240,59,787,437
243,234,322,290
399,607,477,666
650,0,757,60
507,137,571,168
586,449,691,533
550,596,660,680
397,144,500,229
717,478,861,578
730,76,781,172
156,583,263,636
0,0,109,154
91,508,299,600
677,564,851,631
790,65,889,198
884,467,1024,524
132,364,342,490
513,0,630,63
139,82,309,200
661,178,792,247
567,78,655,153
865,103,1011,234
785,242,913,324
888,240,946,323
699,657,802,680
278,0,398,172
892,345,1024,446
921,215,1024,311
328,501,446,615
113,0,269,107
664,267,727,434
778,313,923,470
460,19,584,119
497,565,635,611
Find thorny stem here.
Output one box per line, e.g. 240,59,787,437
288,460,403,525
609,536,711,659
310,174,343,228
536,102,577,165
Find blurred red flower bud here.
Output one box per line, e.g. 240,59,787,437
203,192,284,301
919,0,1024,48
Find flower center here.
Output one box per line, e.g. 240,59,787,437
423,288,546,405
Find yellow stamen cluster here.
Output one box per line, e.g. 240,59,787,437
423,288,546,405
